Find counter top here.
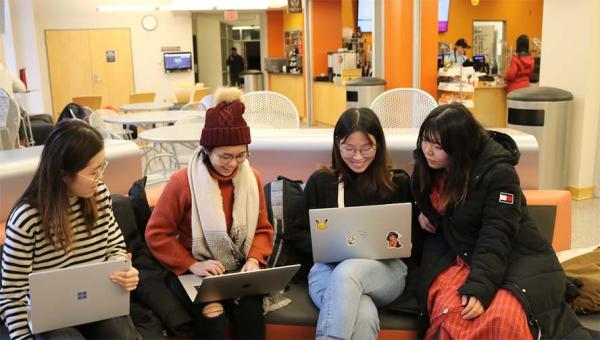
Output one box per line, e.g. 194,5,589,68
268,71,303,76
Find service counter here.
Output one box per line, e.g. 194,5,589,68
472,85,507,128
268,72,306,120
313,81,346,126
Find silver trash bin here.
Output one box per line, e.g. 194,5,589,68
240,70,264,93
346,77,386,109
507,87,573,189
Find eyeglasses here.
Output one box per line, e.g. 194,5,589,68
76,160,108,184
339,144,377,158
214,151,249,164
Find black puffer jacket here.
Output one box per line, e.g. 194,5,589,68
411,131,590,339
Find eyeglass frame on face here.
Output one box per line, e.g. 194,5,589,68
213,151,250,164
76,160,109,184
338,143,377,158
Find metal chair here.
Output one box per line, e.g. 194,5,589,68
129,92,156,104
0,89,22,150
242,91,300,128
370,88,438,128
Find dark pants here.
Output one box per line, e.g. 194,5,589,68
230,73,241,87
166,273,265,339
34,315,138,340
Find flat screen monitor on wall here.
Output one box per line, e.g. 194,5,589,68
439,0,450,33
357,0,373,33
164,52,192,72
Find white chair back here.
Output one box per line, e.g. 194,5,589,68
0,89,21,150
199,94,214,111
175,114,204,125
370,88,438,128
242,91,300,128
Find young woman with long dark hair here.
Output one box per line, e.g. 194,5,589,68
411,103,590,339
0,120,139,340
292,108,412,340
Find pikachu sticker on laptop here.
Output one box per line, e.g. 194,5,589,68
315,218,329,231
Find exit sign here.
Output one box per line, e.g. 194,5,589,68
224,10,238,21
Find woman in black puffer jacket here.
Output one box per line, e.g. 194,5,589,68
411,103,591,339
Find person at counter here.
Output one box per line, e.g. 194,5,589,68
505,35,535,93
445,38,471,67
226,47,245,87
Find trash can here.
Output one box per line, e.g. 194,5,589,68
507,87,573,189
240,70,264,93
346,77,387,109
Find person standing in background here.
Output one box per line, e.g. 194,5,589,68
505,35,535,93
226,47,245,87
446,38,471,67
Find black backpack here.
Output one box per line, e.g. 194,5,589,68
263,176,307,279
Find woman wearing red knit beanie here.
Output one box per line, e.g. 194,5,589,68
145,87,273,339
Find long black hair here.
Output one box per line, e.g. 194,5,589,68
14,120,104,251
516,34,530,56
413,103,489,207
325,107,395,200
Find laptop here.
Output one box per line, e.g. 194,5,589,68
178,264,301,304
28,258,131,334
309,203,412,263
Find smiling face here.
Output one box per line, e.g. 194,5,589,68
208,145,248,177
421,133,449,170
338,131,377,174
64,150,106,198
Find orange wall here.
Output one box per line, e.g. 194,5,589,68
341,0,356,29
385,0,413,89
439,0,544,58
267,11,285,57
312,0,342,77
421,0,438,97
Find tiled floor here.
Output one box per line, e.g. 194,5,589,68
571,198,600,249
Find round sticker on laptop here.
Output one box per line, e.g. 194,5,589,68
386,231,402,249
345,233,357,246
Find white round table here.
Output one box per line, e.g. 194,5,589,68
103,111,204,129
120,102,173,112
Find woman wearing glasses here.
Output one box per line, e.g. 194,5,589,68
290,108,412,340
0,120,139,340
145,87,273,339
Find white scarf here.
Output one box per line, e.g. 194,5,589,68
187,147,259,271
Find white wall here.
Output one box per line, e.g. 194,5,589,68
540,0,600,196
8,0,194,114
195,14,224,91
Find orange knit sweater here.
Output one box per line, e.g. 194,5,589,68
145,167,273,275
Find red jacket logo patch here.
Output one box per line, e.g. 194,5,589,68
499,192,514,204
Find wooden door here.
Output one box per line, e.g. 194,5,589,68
89,29,134,109
45,29,134,119
46,30,94,119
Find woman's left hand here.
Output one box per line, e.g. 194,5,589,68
461,295,485,319
111,254,139,291
241,258,260,272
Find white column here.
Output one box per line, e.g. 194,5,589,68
539,0,600,198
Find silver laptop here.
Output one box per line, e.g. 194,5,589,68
309,203,412,263
28,258,131,334
178,264,300,304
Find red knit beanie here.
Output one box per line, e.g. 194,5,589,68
200,89,251,147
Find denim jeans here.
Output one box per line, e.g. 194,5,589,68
308,259,407,340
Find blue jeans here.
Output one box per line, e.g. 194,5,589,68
308,259,408,340
34,315,138,340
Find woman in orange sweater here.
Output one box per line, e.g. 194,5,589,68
145,87,273,339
